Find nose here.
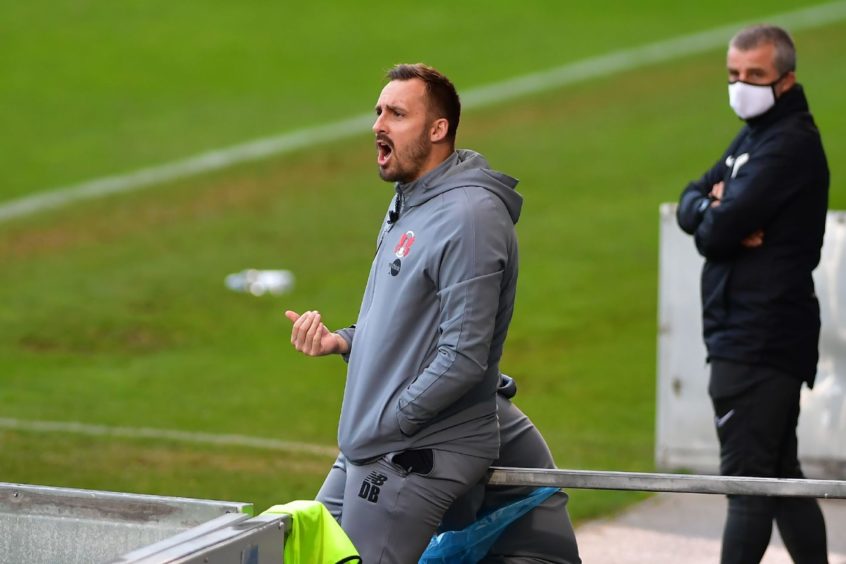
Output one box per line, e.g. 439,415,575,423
372,113,386,135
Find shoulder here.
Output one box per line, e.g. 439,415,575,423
752,117,822,162
437,186,507,221
768,110,822,143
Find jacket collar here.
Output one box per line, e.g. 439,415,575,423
746,83,810,130
395,151,460,202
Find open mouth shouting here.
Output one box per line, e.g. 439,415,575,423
376,135,394,168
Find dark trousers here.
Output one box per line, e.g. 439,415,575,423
710,360,828,564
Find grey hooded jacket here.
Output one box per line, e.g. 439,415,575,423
336,149,522,463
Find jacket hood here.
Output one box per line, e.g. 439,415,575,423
397,149,522,224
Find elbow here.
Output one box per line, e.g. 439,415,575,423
694,234,735,261
444,346,488,383
676,196,707,235
677,214,698,235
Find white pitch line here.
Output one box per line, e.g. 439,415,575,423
2,0,845,223
0,417,338,458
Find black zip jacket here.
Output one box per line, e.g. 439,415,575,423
676,85,829,386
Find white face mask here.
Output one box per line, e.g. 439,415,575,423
727,79,779,119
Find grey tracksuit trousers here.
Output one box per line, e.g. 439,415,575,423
317,395,581,563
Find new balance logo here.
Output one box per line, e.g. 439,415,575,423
358,472,388,503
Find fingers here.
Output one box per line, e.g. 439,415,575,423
291,310,314,351
741,229,764,248
290,310,326,356
284,310,300,323
305,312,323,354
708,182,724,208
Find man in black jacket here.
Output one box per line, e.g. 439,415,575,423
676,25,829,564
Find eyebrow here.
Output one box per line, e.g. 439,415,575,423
727,62,767,73
375,103,406,114
728,69,769,80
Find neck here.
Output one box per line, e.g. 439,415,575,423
410,143,454,182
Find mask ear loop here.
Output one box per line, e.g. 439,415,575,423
770,70,793,100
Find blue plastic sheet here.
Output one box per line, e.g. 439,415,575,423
419,487,559,564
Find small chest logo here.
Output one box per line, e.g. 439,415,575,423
389,231,415,277
389,258,402,276
393,231,416,258
358,471,388,503
725,153,750,179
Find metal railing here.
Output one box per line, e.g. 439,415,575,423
487,467,846,499
0,481,283,564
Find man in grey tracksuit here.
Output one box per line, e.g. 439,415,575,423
286,64,527,562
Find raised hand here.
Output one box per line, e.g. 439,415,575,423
284,310,349,356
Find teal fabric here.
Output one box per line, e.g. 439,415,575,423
419,487,559,564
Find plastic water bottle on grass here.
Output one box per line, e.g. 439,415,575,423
225,269,294,296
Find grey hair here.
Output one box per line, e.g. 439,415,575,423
730,25,796,74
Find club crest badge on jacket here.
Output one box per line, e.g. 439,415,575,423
390,231,415,276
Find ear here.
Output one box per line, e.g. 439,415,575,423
777,71,796,97
429,118,449,143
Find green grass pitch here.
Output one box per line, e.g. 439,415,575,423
1,0,844,523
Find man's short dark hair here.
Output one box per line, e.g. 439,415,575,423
387,63,461,140
730,24,796,75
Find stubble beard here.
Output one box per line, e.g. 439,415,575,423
379,129,432,183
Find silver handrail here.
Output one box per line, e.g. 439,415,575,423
487,467,846,499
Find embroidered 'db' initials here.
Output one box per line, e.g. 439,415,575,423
358,472,388,503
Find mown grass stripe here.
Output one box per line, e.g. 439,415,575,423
0,417,338,458
1,0,845,223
